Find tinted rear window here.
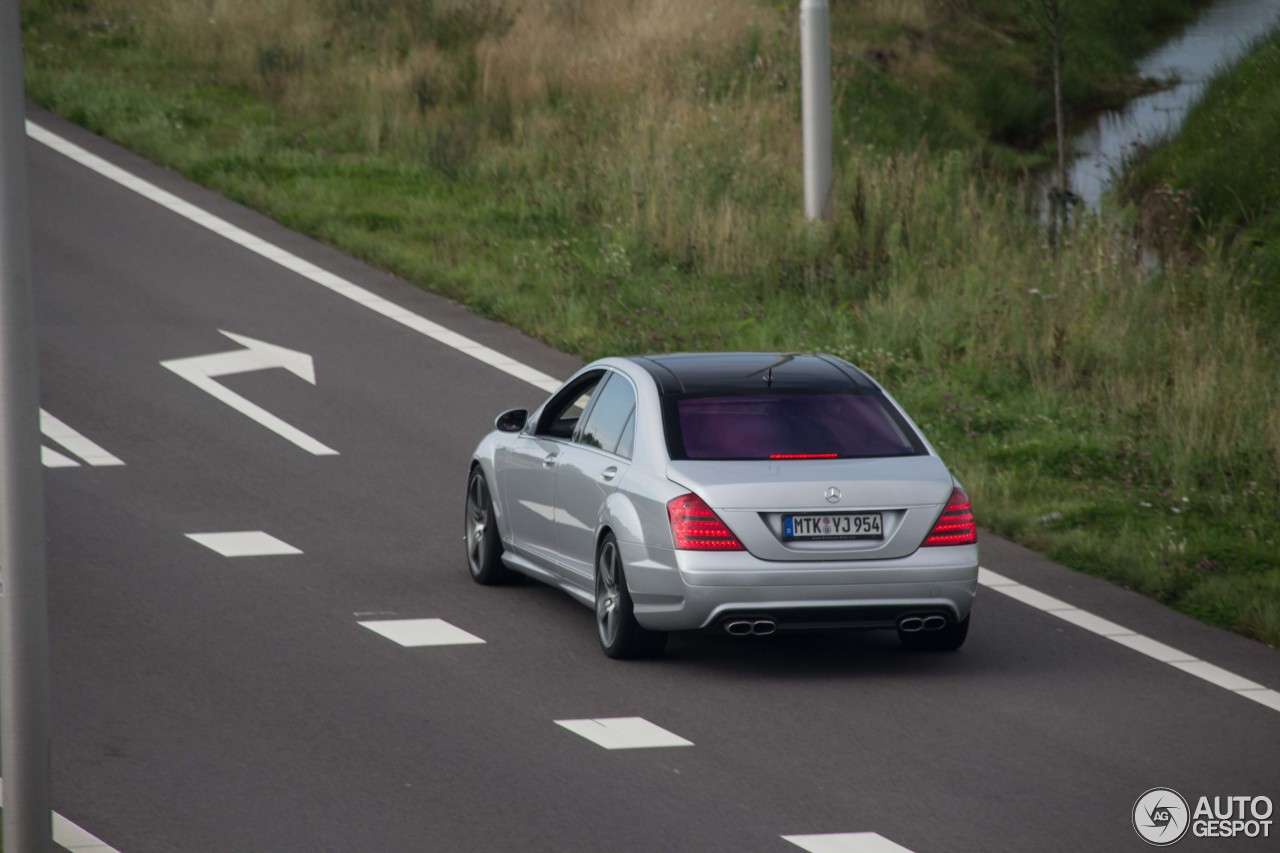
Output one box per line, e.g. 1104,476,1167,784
666,391,925,460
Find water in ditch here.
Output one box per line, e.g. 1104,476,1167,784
1062,0,1280,211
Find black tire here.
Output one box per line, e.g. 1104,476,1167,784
464,467,520,585
595,532,667,659
898,615,969,651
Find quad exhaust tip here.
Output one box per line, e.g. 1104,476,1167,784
898,615,948,633
724,619,777,637
724,615,947,635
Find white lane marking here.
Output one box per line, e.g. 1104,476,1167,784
977,567,1280,713
782,832,915,852
1168,660,1265,692
43,446,81,467
359,618,486,647
30,119,1277,714
40,409,125,466
1238,689,1280,712
993,584,1075,612
54,812,120,852
1110,633,1197,663
1051,609,1133,636
27,121,562,395
185,531,302,558
0,779,122,852
161,330,338,456
554,717,693,750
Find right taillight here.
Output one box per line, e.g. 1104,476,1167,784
667,493,745,550
922,486,976,546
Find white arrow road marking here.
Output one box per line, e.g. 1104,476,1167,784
161,330,338,456
40,409,125,467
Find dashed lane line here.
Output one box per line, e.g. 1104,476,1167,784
43,445,81,467
40,409,125,467
978,568,1280,713
783,833,915,853
29,120,1279,716
359,618,486,647
185,531,303,558
0,779,121,852
555,717,693,750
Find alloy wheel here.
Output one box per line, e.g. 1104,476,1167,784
466,473,489,576
596,540,620,647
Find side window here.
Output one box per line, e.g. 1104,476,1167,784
577,373,637,456
536,372,605,439
614,410,636,460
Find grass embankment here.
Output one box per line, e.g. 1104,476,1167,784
20,0,1280,645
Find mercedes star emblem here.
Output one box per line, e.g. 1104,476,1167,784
825,486,842,504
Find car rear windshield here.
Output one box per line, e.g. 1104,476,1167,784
665,391,926,460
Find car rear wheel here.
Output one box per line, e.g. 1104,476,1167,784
595,533,667,659
465,467,519,585
898,614,969,651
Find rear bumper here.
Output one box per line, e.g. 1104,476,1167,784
623,543,979,631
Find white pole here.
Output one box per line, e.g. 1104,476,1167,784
801,0,832,221
0,0,55,848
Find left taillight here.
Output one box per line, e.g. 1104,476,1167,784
667,493,745,551
922,487,977,547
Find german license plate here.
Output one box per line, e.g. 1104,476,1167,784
784,513,883,540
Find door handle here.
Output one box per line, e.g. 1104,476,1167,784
542,452,558,467
601,466,618,481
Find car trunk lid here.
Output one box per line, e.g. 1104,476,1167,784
666,456,954,561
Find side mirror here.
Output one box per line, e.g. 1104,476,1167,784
495,408,529,433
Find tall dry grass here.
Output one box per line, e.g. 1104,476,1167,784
478,0,765,102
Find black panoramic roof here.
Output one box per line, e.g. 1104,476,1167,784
629,352,875,396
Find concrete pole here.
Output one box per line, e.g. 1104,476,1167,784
0,0,55,849
801,0,832,221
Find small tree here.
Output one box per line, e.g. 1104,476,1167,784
1031,0,1073,227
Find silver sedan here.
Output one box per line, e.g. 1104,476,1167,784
465,353,979,658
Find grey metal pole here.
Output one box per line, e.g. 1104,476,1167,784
0,0,55,849
801,0,832,221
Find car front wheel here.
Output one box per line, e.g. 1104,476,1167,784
595,532,667,659
465,467,519,585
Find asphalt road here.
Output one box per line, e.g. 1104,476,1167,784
27,104,1280,853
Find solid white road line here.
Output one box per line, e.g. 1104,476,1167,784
40,409,125,466
978,568,1280,714
28,120,1277,716
27,121,562,395
782,832,915,852
358,618,486,647
554,717,693,750
0,779,121,852
185,531,302,558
